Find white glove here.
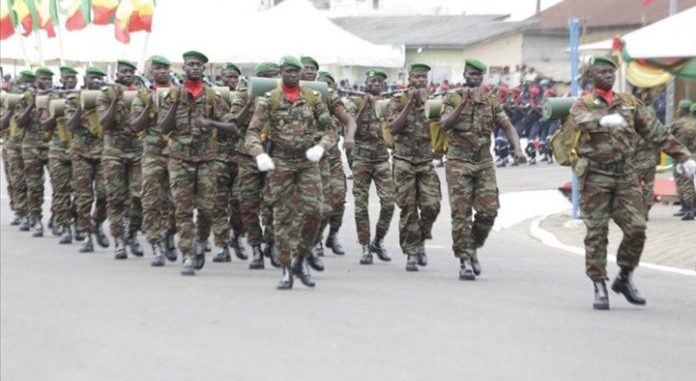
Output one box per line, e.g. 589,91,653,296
255,153,275,172
306,145,325,162
599,113,627,128
676,159,696,177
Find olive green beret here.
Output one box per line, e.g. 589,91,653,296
317,71,335,83
301,56,319,70
149,55,171,67
279,55,302,70
678,99,692,110
182,50,209,64
465,59,487,72
255,62,279,75
408,63,431,73
60,66,78,75
117,60,137,70
590,55,617,68
85,66,107,77
366,68,387,80
222,62,241,74
35,67,54,77
20,70,36,81
690,103,696,113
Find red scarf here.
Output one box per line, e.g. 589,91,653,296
282,83,301,103
594,88,615,104
184,79,204,98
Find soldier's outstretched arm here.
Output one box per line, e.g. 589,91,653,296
315,101,338,152
332,102,356,149
634,102,692,163
245,98,270,157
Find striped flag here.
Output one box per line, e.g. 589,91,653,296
36,0,59,38
1,0,15,39
91,0,116,24
64,0,91,31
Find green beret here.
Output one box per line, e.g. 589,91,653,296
19,70,36,81
149,55,171,67
301,56,319,70
465,59,487,72
366,68,387,80
317,71,335,83
60,66,78,75
408,63,431,73
85,66,107,77
279,55,302,70
117,60,137,70
182,51,208,64
255,62,279,75
590,55,617,68
678,99,692,110
222,62,241,74
35,67,54,77
690,103,696,113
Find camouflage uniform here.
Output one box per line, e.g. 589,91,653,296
345,95,394,245
632,137,661,217
245,88,336,266
46,92,75,230
158,86,227,258
17,90,50,224
570,92,691,280
386,90,441,257
2,98,28,220
671,116,696,211
97,86,143,241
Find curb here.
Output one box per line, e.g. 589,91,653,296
529,214,696,277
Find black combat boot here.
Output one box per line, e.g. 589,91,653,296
114,238,127,260
204,240,212,253
181,256,195,276
416,244,428,267
681,203,695,221
212,246,232,263
291,256,316,288
673,200,686,217
19,216,31,231
359,245,373,265
277,266,294,290
58,225,72,244
73,223,85,242
79,233,94,253
95,223,110,248
611,268,646,305
192,241,206,270
47,213,55,233
127,231,144,256
263,240,281,268
593,280,610,310
229,231,248,260
248,245,265,270
369,237,391,262
405,255,418,272
312,241,325,257
307,250,325,272
325,227,346,255
459,258,476,281
163,229,178,261
470,252,482,276
10,214,22,226
150,241,165,267
32,219,44,237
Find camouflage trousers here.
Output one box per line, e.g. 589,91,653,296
212,159,243,248
141,153,175,244
21,145,49,220
636,164,656,218
316,152,347,239
103,155,142,239
237,154,265,247
72,156,107,233
168,158,215,257
267,158,323,266
580,170,646,280
351,157,394,245
393,158,441,256
3,143,27,216
674,168,696,206
48,152,74,228
261,180,274,244
445,159,499,259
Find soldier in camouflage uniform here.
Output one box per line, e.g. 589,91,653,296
440,59,526,280
97,60,145,259
385,63,441,272
569,56,695,310
65,67,110,253
158,51,230,276
232,62,281,270
211,62,247,263
130,55,178,266
344,68,394,265
670,100,696,220
246,56,336,289
15,67,54,237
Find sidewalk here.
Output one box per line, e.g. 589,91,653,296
539,203,696,271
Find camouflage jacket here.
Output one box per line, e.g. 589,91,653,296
345,94,389,162
245,87,335,159
325,88,347,158
16,90,50,149
131,87,170,155
230,89,253,158
47,91,75,160
64,91,104,160
673,117,696,153
97,85,142,156
442,87,509,163
386,89,431,163
570,92,690,169
214,89,239,162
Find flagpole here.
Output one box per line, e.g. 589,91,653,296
55,14,65,66
18,34,31,67
137,32,150,72
35,30,44,66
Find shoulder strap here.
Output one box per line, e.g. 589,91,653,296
269,88,282,115
205,87,217,117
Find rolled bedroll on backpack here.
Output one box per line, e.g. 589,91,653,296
542,97,577,121
80,90,101,109
212,86,230,101
247,77,328,99
49,99,67,118
36,95,49,109
1,92,22,109
375,99,390,119
425,98,443,120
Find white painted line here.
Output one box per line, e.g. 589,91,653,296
529,214,696,277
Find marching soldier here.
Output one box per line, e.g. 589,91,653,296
671,100,696,220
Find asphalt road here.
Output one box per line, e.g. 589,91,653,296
1,163,694,381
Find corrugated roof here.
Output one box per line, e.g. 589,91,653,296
331,14,532,48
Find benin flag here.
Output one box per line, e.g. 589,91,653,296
36,0,59,38
92,0,116,25
65,0,91,31
1,0,15,39
114,0,132,43
128,0,152,32
13,0,38,36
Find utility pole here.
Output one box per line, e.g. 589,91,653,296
665,0,677,126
